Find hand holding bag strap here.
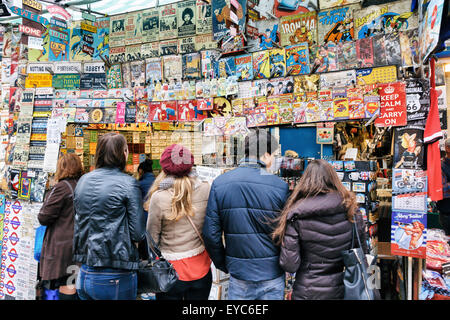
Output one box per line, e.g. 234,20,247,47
185,214,205,247
145,231,164,259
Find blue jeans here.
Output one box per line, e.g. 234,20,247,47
76,265,137,300
228,274,285,300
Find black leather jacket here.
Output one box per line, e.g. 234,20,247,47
73,167,146,270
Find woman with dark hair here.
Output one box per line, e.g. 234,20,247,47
38,153,83,300
73,132,146,300
137,159,155,202
273,159,367,300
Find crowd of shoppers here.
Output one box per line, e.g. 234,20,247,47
38,129,372,300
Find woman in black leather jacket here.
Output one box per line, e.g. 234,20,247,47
73,132,146,300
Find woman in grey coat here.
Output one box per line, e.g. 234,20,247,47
273,159,367,300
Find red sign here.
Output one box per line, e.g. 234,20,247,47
375,82,407,127
82,44,94,56
47,4,71,20
19,24,42,37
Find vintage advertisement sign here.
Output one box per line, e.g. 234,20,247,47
375,82,407,127
109,14,127,47
317,4,358,45
25,74,52,88
419,0,444,63
194,34,217,51
391,211,427,259
93,17,110,61
142,8,159,43
212,0,247,40
141,42,160,59
196,0,212,35
125,11,144,45
405,78,430,121
159,3,178,40
178,37,195,54
178,0,196,37
280,11,317,48
109,46,125,64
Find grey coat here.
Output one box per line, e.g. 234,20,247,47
279,192,367,300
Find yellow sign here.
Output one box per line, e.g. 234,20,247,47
23,0,42,12
80,22,97,33
25,74,53,88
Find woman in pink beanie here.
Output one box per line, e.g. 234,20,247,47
144,144,212,300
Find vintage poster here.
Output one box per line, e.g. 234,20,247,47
214,56,236,78
88,108,105,123
142,8,160,43
356,37,374,68
252,50,271,79
269,48,286,78
146,57,163,85
266,97,280,125
125,102,137,123
279,97,294,124
81,62,107,90
405,78,430,122
392,169,428,195
28,27,50,62
182,53,201,80
48,19,70,62
209,97,232,118
194,34,217,51
159,3,178,40
319,0,360,10
199,50,218,80
375,82,407,127
125,44,143,62
399,28,420,67
130,60,146,87
115,101,126,124
384,32,402,66
336,41,357,69
212,0,247,40
356,65,397,86
178,0,196,37
109,14,127,47
52,74,80,90
319,70,356,89
93,17,110,61
141,42,160,59
354,0,418,39
418,0,444,64
152,101,178,122
178,37,196,54
136,101,149,123
333,97,349,120
196,0,213,35
106,64,123,89
163,55,183,82
159,39,179,56
280,11,317,48
69,21,93,61
246,19,280,52
372,34,387,67
293,100,307,123
294,74,320,94
273,0,318,18
109,46,126,64
311,42,337,73
305,100,322,123
268,78,294,96
125,11,144,46
393,124,425,169
235,54,253,81
391,211,427,259
317,4,359,45
285,43,310,76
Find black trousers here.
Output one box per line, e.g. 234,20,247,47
156,270,212,300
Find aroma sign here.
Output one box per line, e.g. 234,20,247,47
375,82,407,127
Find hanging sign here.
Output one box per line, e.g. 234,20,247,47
82,11,96,22
25,74,53,88
50,17,68,29
82,44,94,56
18,24,42,37
375,82,407,127
22,0,42,12
46,4,71,20
8,6,49,26
80,22,97,33
0,2,11,17
28,36,43,50
27,63,54,74
49,28,69,43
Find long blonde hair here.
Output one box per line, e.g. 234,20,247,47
144,171,195,221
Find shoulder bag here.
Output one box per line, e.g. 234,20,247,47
341,222,380,300
137,231,179,294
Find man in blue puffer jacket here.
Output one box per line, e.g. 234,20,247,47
203,129,289,300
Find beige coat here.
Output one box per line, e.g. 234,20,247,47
146,178,211,261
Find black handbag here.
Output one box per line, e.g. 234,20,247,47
341,223,380,300
137,232,179,294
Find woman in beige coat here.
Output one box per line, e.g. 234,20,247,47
144,144,212,300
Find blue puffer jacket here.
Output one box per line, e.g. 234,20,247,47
203,159,289,282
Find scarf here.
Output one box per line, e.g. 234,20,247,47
159,169,199,190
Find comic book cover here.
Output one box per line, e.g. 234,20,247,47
336,41,357,70
93,17,110,61
109,14,127,48
319,70,356,89
109,46,126,64
136,101,149,123
214,57,236,78
75,108,89,123
142,8,160,43
194,34,217,51
356,66,397,86
253,50,271,79
163,55,183,82
405,78,430,122
159,3,178,40
269,48,286,78
159,39,178,56
88,108,105,123
254,97,268,126
28,28,50,62
231,98,243,116
311,42,337,73
121,62,132,89
321,99,334,120
372,34,387,67
364,94,380,118
393,123,424,169
264,97,279,126
280,11,317,48
293,99,307,123
201,50,220,79
212,0,247,40
125,11,144,46
356,37,374,68
69,21,93,61
285,43,310,76
235,54,253,81
196,0,212,35
333,97,349,120
129,61,146,88
294,74,320,95
125,44,143,62
399,28,419,67
278,96,293,124
209,97,232,118
9,169,21,198
106,64,123,89
319,0,360,10
49,21,70,62
246,19,280,52
317,4,359,45
304,100,321,123
178,37,196,54
354,0,418,39
183,53,201,80
178,0,196,38
384,32,402,66
348,96,365,119
269,77,295,96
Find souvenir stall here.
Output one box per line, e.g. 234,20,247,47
0,0,448,300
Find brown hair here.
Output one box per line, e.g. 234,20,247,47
55,153,83,182
94,132,128,171
272,159,357,246
144,171,194,221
